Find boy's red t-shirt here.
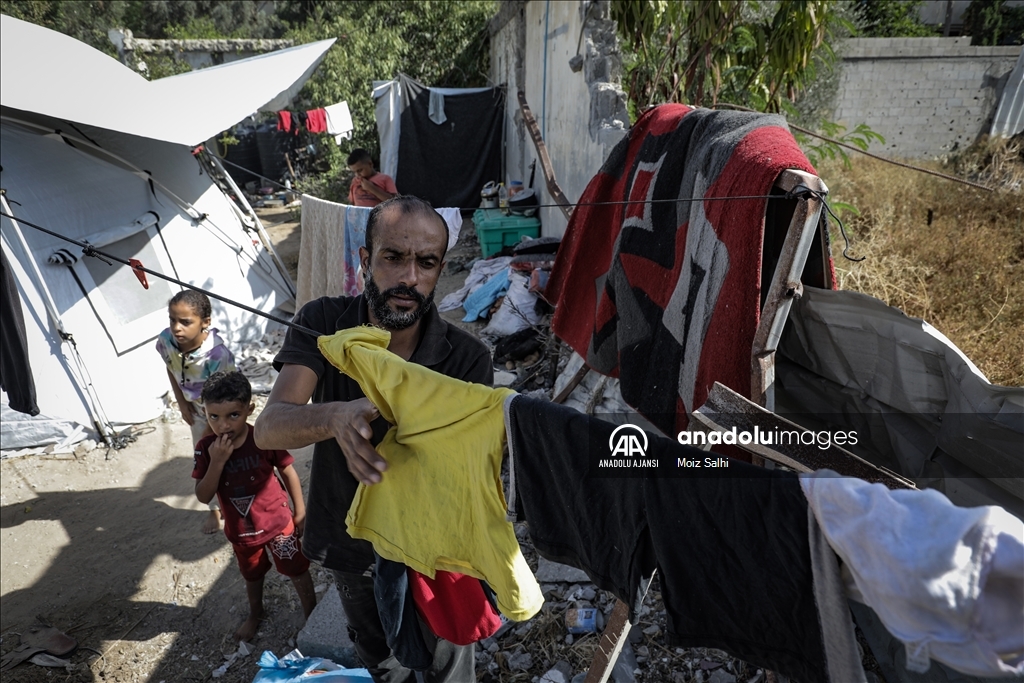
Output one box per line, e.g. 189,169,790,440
348,172,398,207
192,425,295,546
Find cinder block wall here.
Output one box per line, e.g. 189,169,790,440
834,38,1020,158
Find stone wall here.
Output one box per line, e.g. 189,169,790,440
833,38,1020,158
490,0,628,238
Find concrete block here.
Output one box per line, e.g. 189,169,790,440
296,585,359,667
535,557,592,583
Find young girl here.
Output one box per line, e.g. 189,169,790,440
156,290,237,534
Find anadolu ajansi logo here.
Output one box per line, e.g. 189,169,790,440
608,424,649,458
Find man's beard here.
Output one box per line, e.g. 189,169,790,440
363,269,434,330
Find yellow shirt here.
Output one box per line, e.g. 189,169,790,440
317,326,543,621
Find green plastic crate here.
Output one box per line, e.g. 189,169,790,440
473,209,541,257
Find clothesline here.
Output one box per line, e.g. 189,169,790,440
0,210,322,339
217,154,865,263
0,183,855,337
276,101,353,144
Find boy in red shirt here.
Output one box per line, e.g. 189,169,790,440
347,148,398,207
193,371,316,642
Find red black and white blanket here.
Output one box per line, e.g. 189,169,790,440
547,104,830,436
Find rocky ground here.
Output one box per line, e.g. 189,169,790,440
0,211,882,683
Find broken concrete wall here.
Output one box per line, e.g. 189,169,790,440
490,0,628,238
834,38,1020,158
108,29,294,72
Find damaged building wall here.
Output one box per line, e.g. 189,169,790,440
490,0,628,238
834,38,1021,158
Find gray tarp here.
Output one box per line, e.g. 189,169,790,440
776,287,1023,518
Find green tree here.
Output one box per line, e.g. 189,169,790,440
963,0,1024,45
611,0,853,113
1,0,127,55
854,0,934,37
610,0,883,168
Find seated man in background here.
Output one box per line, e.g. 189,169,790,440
347,148,397,207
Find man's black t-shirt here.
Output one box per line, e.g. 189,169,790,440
273,295,494,573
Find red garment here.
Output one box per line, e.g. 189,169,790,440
305,108,328,133
232,520,310,580
277,111,292,133
348,172,398,207
193,426,295,547
408,569,502,646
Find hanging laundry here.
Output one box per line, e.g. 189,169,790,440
433,207,463,254
545,105,829,437
505,394,864,683
801,470,1024,678
316,326,542,622
277,110,292,133
0,249,39,415
297,195,369,308
324,101,354,145
428,89,447,125
305,108,327,134
408,570,502,646
373,552,433,671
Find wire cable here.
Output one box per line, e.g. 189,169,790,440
0,210,322,339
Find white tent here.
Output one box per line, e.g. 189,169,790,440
0,15,334,449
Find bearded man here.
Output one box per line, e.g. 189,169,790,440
256,196,490,681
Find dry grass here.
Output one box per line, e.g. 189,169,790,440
819,141,1024,387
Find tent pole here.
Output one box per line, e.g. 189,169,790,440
0,198,117,447
206,154,296,298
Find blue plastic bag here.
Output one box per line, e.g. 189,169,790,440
252,651,371,682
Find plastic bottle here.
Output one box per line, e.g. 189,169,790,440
498,182,509,214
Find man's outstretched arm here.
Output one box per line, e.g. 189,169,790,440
254,363,386,485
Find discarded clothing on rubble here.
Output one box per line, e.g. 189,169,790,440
317,326,543,621
461,267,509,321
801,470,1024,678
494,328,543,364
546,104,830,436
253,650,371,682
481,271,541,340
438,256,512,312
505,394,862,683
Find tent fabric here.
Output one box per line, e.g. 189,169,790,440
0,14,334,147
0,123,291,448
371,75,503,209
776,286,1024,516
